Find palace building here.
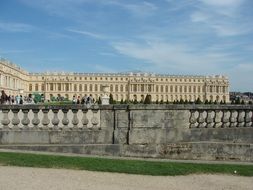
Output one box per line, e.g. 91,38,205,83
0,58,229,102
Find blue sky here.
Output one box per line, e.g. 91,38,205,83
0,0,253,91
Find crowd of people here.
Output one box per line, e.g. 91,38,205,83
0,90,34,105
0,90,96,105
72,94,95,105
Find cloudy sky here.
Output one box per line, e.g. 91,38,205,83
0,0,252,91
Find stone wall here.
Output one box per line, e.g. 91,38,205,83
0,104,252,161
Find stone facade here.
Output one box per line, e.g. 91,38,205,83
0,58,229,102
0,104,252,161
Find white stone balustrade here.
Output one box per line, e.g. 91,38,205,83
0,105,100,130
189,109,253,128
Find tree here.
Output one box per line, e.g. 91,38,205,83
97,97,102,104
235,97,240,104
195,97,202,104
166,99,169,104
249,101,252,105
144,94,151,104
179,99,184,104
160,99,164,104
184,99,188,104
109,93,114,104
241,100,245,105
120,99,124,104
133,99,138,104
204,99,209,104
155,99,159,104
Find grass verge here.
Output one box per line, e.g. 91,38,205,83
0,152,252,176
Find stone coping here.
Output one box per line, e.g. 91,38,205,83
0,104,252,110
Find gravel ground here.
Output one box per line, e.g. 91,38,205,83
0,166,252,190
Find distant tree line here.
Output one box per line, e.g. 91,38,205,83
103,94,252,105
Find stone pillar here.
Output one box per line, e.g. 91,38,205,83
32,109,40,129
81,108,89,129
21,109,30,130
52,109,60,129
42,109,50,129
72,109,79,129
62,109,69,129
1,109,10,130
12,109,20,130
91,106,99,129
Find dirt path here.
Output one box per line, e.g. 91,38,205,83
0,166,252,190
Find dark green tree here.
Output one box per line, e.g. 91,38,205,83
144,94,151,104
195,97,202,104
97,97,102,104
120,99,124,104
109,93,114,104
160,99,164,104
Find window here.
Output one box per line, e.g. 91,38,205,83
50,83,53,91
84,84,87,91
74,84,77,91
29,84,32,91
95,84,98,91
120,85,123,92
41,84,45,91
115,85,118,92
35,84,38,91
90,84,93,91
165,85,168,92
79,84,82,91
58,83,61,91
161,85,163,93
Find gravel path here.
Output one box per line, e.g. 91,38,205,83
0,166,252,190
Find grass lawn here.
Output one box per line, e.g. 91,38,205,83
0,152,252,176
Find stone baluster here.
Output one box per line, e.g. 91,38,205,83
52,109,60,130
72,109,79,129
62,109,69,129
41,109,50,130
222,110,230,128
21,109,30,130
189,110,197,128
1,109,10,130
237,110,245,127
230,110,238,127
206,110,214,128
11,109,20,130
245,110,252,127
214,110,222,128
32,109,40,129
81,108,89,129
91,106,100,129
197,110,206,128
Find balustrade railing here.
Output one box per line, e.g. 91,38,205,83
0,105,100,130
189,109,253,128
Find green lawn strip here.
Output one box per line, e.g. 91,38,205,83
0,152,252,176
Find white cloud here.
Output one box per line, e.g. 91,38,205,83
112,40,234,73
200,0,245,8
0,21,34,32
66,29,105,39
191,0,251,36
